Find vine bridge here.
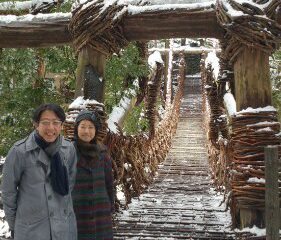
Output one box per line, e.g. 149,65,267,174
113,73,237,239
0,0,280,239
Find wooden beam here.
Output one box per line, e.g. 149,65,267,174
0,5,224,48
123,9,224,41
0,14,72,48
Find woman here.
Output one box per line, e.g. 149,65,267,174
72,109,114,240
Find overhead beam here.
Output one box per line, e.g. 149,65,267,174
1,6,222,48
123,8,224,41
0,13,72,48
1,2,281,49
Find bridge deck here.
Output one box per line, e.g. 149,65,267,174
113,75,256,239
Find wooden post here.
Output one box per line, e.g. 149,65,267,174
234,47,272,111
75,46,106,101
75,47,88,97
265,146,280,240
233,47,272,228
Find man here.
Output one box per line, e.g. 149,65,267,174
1,103,77,240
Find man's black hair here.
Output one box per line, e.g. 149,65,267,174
32,103,66,123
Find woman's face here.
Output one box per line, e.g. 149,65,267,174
77,119,96,143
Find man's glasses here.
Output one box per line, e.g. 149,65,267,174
39,120,62,127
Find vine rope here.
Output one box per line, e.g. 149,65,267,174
69,0,129,55
216,0,281,63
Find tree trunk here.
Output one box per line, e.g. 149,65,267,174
135,41,149,106
234,47,272,111
75,47,106,102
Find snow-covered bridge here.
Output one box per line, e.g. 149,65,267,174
0,0,280,239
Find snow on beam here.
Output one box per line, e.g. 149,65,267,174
0,13,72,48
0,3,225,48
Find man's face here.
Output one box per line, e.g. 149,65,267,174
35,110,62,143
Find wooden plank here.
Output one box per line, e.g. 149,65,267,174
0,5,224,48
265,146,280,240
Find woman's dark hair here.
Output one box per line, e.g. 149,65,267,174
32,103,66,123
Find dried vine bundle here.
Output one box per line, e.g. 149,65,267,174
230,110,281,211
216,0,281,63
202,60,225,147
201,54,231,190
69,0,128,55
146,62,164,137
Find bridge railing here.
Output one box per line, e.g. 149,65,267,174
104,54,185,208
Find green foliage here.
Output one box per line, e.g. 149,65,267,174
0,48,37,91
0,47,76,156
104,43,149,113
41,46,77,89
123,102,148,134
0,80,64,156
56,0,75,13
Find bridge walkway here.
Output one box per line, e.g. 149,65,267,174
113,74,254,239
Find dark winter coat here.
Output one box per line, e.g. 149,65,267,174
1,130,77,240
72,141,114,240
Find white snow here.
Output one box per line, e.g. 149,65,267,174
107,80,138,133
148,51,164,69
127,2,215,15
247,177,265,184
237,106,277,115
0,156,5,165
68,96,103,109
0,1,32,11
223,92,236,116
166,39,174,106
66,97,104,123
247,121,279,127
0,12,71,24
234,225,280,237
205,51,220,80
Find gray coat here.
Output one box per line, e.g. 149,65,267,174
1,131,77,240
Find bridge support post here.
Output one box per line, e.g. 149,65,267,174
233,47,273,229
75,46,106,102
